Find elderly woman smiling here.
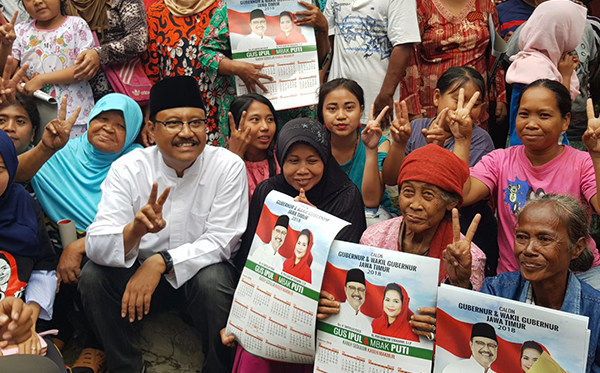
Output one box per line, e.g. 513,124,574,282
481,194,600,373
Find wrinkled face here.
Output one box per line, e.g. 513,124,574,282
0,153,8,197
294,234,309,259
242,101,276,152
282,143,324,192
345,281,366,312
0,105,35,155
433,81,483,123
87,110,127,154
399,181,455,235
521,348,541,372
516,87,569,151
470,336,498,368
322,88,363,138
152,107,207,176
383,289,402,319
23,0,62,23
514,204,576,284
270,225,288,251
250,17,267,36
280,15,293,33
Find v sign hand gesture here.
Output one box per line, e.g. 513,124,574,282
390,100,411,145
448,88,480,142
362,104,387,150
583,99,600,154
422,108,450,146
227,112,252,158
132,182,171,237
0,12,17,45
442,208,480,289
41,96,81,152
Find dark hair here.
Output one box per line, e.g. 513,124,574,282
317,78,365,125
436,66,486,99
3,93,41,138
229,94,278,178
518,79,572,118
520,341,543,357
383,283,404,302
297,229,312,246
280,11,293,20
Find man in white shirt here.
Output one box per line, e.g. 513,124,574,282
442,323,498,373
79,76,248,373
326,268,372,333
324,0,420,124
248,215,289,272
236,9,277,52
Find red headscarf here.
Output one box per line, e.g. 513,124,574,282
282,229,313,284
371,284,419,342
397,144,469,282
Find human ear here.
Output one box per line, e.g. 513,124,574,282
433,89,441,108
570,236,587,260
562,112,571,132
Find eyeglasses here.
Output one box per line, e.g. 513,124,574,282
473,340,498,349
155,119,206,133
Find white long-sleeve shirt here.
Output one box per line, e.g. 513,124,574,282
86,146,249,289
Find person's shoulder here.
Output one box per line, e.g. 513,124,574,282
361,216,402,247
481,271,523,295
66,16,89,27
497,0,520,11
204,146,245,169
111,146,156,171
14,18,34,32
579,278,600,306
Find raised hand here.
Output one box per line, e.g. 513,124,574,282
362,104,387,150
132,182,170,237
409,307,437,340
295,1,328,32
422,108,450,146
373,92,393,128
0,12,17,45
390,100,411,144
442,208,480,289
583,99,600,154
40,96,81,152
294,188,315,208
448,88,480,141
74,49,101,81
236,61,273,93
0,57,28,105
227,111,252,158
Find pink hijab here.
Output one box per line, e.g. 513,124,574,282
506,0,587,101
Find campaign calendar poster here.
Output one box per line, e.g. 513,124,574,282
227,0,320,110
435,284,590,373
226,190,349,363
314,241,440,373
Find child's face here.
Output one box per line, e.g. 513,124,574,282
22,0,62,23
516,87,570,151
241,100,276,152
434,81,483,126
321,88,363,138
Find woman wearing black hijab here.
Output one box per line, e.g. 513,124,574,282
235,118,367,270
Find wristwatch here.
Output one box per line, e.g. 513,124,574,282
158,250,173,274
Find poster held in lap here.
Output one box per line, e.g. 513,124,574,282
226,190,349,363
314,241,439,373
227,0,320,110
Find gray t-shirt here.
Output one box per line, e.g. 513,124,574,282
406,118,495,167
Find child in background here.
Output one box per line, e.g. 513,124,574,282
227,93,280,198
318,78,396,226
0,0,94,138
505,0,586,146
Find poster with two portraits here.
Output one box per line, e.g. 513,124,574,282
434,285,591,373
226,0,320,110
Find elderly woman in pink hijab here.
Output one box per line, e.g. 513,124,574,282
505,0,587,146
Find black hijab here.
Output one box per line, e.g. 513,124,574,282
234,118,366,270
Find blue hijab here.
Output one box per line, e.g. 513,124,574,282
31,93,143,232
0,129,38,257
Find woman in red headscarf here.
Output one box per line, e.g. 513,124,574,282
275,12,307,45
282,229,313,283
371,283,419,342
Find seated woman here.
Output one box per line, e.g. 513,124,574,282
282,229,312,284
0,130,66,372
0,93,40,155
318,78,396,225
520,340,543,372
361,144,486,290
275,12,307,45
226,118,367,373
13,93,142,369
480,194,600,372
371,283,419,342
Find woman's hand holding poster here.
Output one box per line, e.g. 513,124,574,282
314,241,440,373
226,190,349,363
227,0,320,110
435,285,590,373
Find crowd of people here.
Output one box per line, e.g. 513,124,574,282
0,0,600,372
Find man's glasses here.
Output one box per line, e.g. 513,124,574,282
155,119,206,133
